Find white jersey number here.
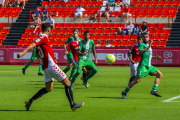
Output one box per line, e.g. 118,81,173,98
37,46,44,58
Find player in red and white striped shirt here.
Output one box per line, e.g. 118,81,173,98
128,35,143,83
17,23,84,111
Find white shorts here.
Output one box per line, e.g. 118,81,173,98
124,13,131,17
44,64,67,84
75,12,83,17
129,62,139,76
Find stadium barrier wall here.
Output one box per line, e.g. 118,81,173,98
0,47,179,67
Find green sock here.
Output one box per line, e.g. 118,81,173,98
71,69,82,85
125,86,130,93
63,68,69,73
38,63,42,73
152,84,158,91
69,66,77,80
85,68,98,80
24,62,30,70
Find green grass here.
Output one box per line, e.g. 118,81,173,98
0,65,180,120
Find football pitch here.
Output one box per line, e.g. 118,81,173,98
0,65,180,120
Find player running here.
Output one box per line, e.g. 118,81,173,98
22,32,43,76
122,33,163,99
71,31,98,88
127,36,143,84
17,23,84,111
63,29,82,80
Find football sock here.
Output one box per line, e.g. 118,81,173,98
85,68,98,80
129,78,133,83
30,88,47,103
38,63,42,73
152,84,158,91
69,66,77,79
83,72,87,79
71,69,82,85
65,86,75,107
125,86,130,93
63,68,69,73
24,62,30,70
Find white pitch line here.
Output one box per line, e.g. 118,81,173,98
0,69,35,72
163,95,180,102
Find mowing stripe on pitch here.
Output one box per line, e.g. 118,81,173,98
163,95,180,102
0,69,35,72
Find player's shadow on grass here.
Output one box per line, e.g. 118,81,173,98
0,110,28,112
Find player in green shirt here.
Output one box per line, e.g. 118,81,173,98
22,47,43,76
122,33,163,99
63,29,83,80
70,31,98,88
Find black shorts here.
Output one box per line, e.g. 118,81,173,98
90,17,95,21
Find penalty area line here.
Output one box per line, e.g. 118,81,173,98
163,95,180,102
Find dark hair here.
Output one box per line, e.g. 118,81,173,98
135,23,139,28
142,32,148,36
73,29,79,32
84,31,89,35
42,23,50,32
137,35,142,40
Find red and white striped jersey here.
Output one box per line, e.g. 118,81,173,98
34,34,56,70
67,40,81,62
128,43,141,62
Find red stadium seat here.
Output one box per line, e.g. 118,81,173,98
103,29,111,34
73,7,78,12
77,23,84,28
113,23,120,28
106,23,113,28
49,40,53,46
0,34,6,40
109,35,115,40
100,41,106,47
63,23,70,28
131,1,138,6
131,35,138,41
93,7,100,11
2,7,9,12
101,35,108,40
161,35,168,41
145,1,151,6
63,11,69,17
98,23,106,28
120,23,126,28
156,29,163,35
96,1,103,6
16,7,22,12
66,7,72,11
61,40,66,46
161,12,169,17
149,29,155,35
157,7,163,12
59,7,65,12
53,29,60,34
25,40,32,46
64,34,71,40
82,1,89,6
89,1,96,6
159,41,166,47
79,35,84,40
82,29,89,34
149,35,153,41
55,1,61,6
9,7,15,12
121,41,128,47
50,34,57,40
166,1,173,6
68,1,75,6
135,7,142,12
152,1,158,6
67,29,74,34
154,35,161,41
149,23,157,29
21,34,28,39
75,1,82,6
89,29,96,34
128,41,136,46
17,40,25,46
96,29,103,34
25,28,31,34
151,41,159,47
92,23,99,28
149,7,156,12
51,7,58,12
113,41,120,47
159,1,165,6
171,7,178,12
62,1,68,6
147,12,154,17
158,23,165,29
140,12,147,17
116,35,123,41
2,28,9,34
86,7,93,12
70,23,77,28
142,7,149,12
28,34,35,40
54,41,61,46
132,12,140,17
12,12,19,17
154,12,161,17
5,11,11,17
123,35,130,41
49,1,55,6
111,29,117,35
55,23,63,28
60,29,67,34
94,35,100,40
164,7,171,12
138,1,145,6
173,0,180,6
163,29,170,35
85,23,91,28
42,1,48,6
0,12,5,17
57,34,64,40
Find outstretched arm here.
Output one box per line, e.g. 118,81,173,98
17,43,36,58
152,55,161,60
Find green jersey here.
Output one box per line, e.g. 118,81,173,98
139,42,152,67
78,39,95,61
66,36,82,57
32,48,36,57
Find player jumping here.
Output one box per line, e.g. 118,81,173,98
17,23,84,111
127,36,143,84
63,29,82,80
22,32,43,76
71,31,98,88
122,33,163,99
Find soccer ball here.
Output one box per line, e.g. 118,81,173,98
105,54,116,64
